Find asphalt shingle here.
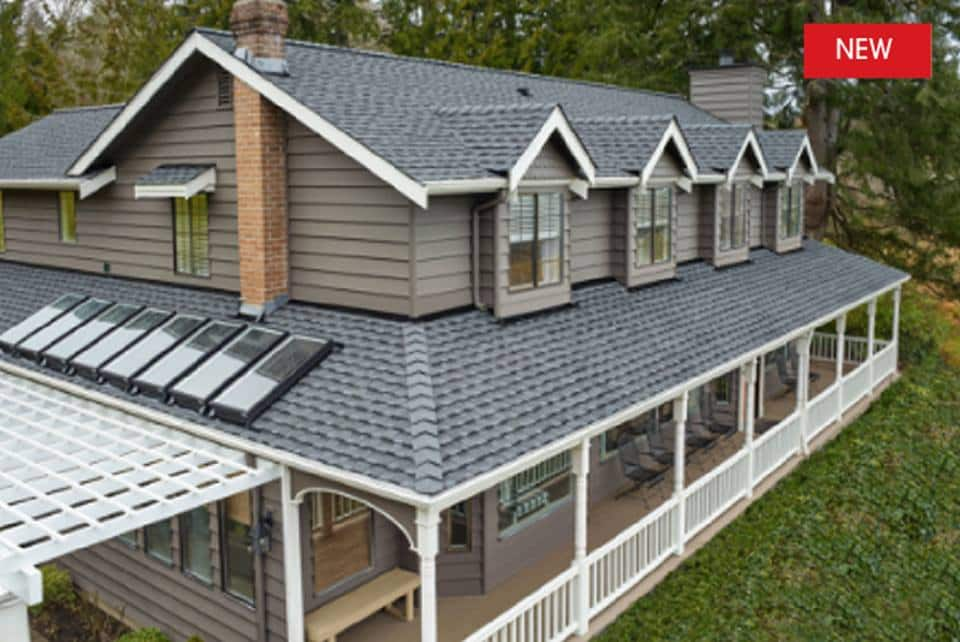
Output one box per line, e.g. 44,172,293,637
136,164,215,186
758,129,810,172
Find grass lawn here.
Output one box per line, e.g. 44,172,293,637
596,289,960,641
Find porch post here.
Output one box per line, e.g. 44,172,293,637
758,353,766,418
742,359,757,497
867,298,877,388
797,333,812,456
673,390,688,555
0,594,29,642
892,286,902,367
416,507,441,642
572,438,591,635
280,466,305,642
836,313,847,414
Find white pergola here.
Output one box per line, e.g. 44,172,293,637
0,369,280,641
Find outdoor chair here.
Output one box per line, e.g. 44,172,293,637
617,431,669,491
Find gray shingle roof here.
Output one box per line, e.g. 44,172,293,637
0,105,122,181
197,29,724,182
0,242,906,495
571,116,675,176
136,164,214,186
683,123,754,173
758,130,809,171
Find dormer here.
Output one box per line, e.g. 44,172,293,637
758,130,820,254
686,125,767,268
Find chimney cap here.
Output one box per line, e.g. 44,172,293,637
718,50,735,66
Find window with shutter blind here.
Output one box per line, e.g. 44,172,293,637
58,191,77,243
718,185,748,251
508,192,563,288
221,492,255,603
634,187,672,266
779,182,804,239
173,194,210,277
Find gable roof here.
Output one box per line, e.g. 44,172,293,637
0,105,122,182
0,242,906,497
683,124,769,182
758,129,819,178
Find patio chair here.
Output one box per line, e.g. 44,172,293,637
700,391,737,438
617,430,669,490
684,389,720,449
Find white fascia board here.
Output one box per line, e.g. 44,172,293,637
640,119,700,187
787,134,820,182
134,167,217,200
676,176,693,193
766,171,787,182
69,33,430,209
569,178,589,199
424,177,508,197
78,167,117,200
693,173,725,184
0,359,434,510
726,130,770,186
749,175,765,189
594,176,639,188
427,275,910,511
815,169,836,184
509,106,597,193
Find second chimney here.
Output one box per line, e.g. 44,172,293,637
231,0,290,318
688,56,766,127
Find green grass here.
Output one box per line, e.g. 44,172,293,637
596,289,960,641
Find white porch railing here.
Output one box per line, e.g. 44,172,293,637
806,384,841,443
811,332,886,364
587,499,678,616
464,332,897,642
752,411,802,486
464,566,579,642
683,449,750,541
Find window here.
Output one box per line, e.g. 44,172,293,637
498,452,571,535
173,194,210,277
778,182,803,239
634,187,672,266
509,192,563,288
310,493,373,593
222,492,255,603
600,402,673,460
718,185,748,251
181,506,213,584
445,501,471,552
117,531,137,548
715,373,734,404
58,191,77,243
144,519,173,564
0,190,5,252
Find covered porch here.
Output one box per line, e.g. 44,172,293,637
285,285,904,642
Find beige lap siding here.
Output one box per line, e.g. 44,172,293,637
286,119,413,316
570,190,616,283
2,62,238,289
412,195,474,317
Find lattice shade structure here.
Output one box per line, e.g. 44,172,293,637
0,367,279,591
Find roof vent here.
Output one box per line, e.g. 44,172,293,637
718,51,735,66
517,87,532,98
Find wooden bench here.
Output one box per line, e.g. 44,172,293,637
304,568,420,642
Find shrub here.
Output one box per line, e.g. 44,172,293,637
115,628,172,642
29,564,78,615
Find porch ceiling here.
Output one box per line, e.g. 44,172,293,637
0,368,279,600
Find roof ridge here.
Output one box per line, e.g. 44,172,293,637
193,27,716,110
573,114,673,124
434,102,556,116
52,103,126,114
402,325,444,494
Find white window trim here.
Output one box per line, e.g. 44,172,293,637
135,167,217,200
508,106,597,193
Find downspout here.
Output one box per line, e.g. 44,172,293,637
472,197,499,310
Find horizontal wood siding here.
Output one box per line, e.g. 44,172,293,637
763,184,779,249
569,190,614,283
611,189,628,283
437,495,485,596
413,195,473,316
676,189,699,262
262,481,288,642
688,66,766,126
1,62,239,290
478,205,497,309
523,136,576,181
698,186,716,260
749,184,762,247
286,119,412,316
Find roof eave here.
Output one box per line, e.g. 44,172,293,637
0,166,116,200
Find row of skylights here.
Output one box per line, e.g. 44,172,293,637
0,295,332,426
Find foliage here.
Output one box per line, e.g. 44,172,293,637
115,628,172,642
186,636,205,642
596,288,960,641
29,564,129,642
29,564,79,617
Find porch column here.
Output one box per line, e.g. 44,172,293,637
892,286,902,367
758,353,766,418
742,359,758,497
867,298,877,388
572,439,591,635
836,314,847,414
280,466,305,642
673,390,688,555
416,507,441,642
0,594,29,642
797,333,812,456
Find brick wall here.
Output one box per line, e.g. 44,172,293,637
234,79,289,310
230,0,288,60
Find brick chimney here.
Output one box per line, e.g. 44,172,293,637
688,54,766,127
231,0,289,318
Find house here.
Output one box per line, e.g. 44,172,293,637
0,1,907,642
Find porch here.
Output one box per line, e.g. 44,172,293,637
275,288,902,642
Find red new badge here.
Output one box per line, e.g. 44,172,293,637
804,23,932,79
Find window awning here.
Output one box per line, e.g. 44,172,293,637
134,164,217,199
0,367,279,604
0,166,116,200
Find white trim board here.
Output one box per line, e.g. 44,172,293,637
788,134,820,182
639,119,700,189
508,106,597,193
0,167,116,200
726,130,769,186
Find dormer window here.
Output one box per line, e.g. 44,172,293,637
779,182,803,239
718,184,748,251
634,187,672,266
509,192,563,288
